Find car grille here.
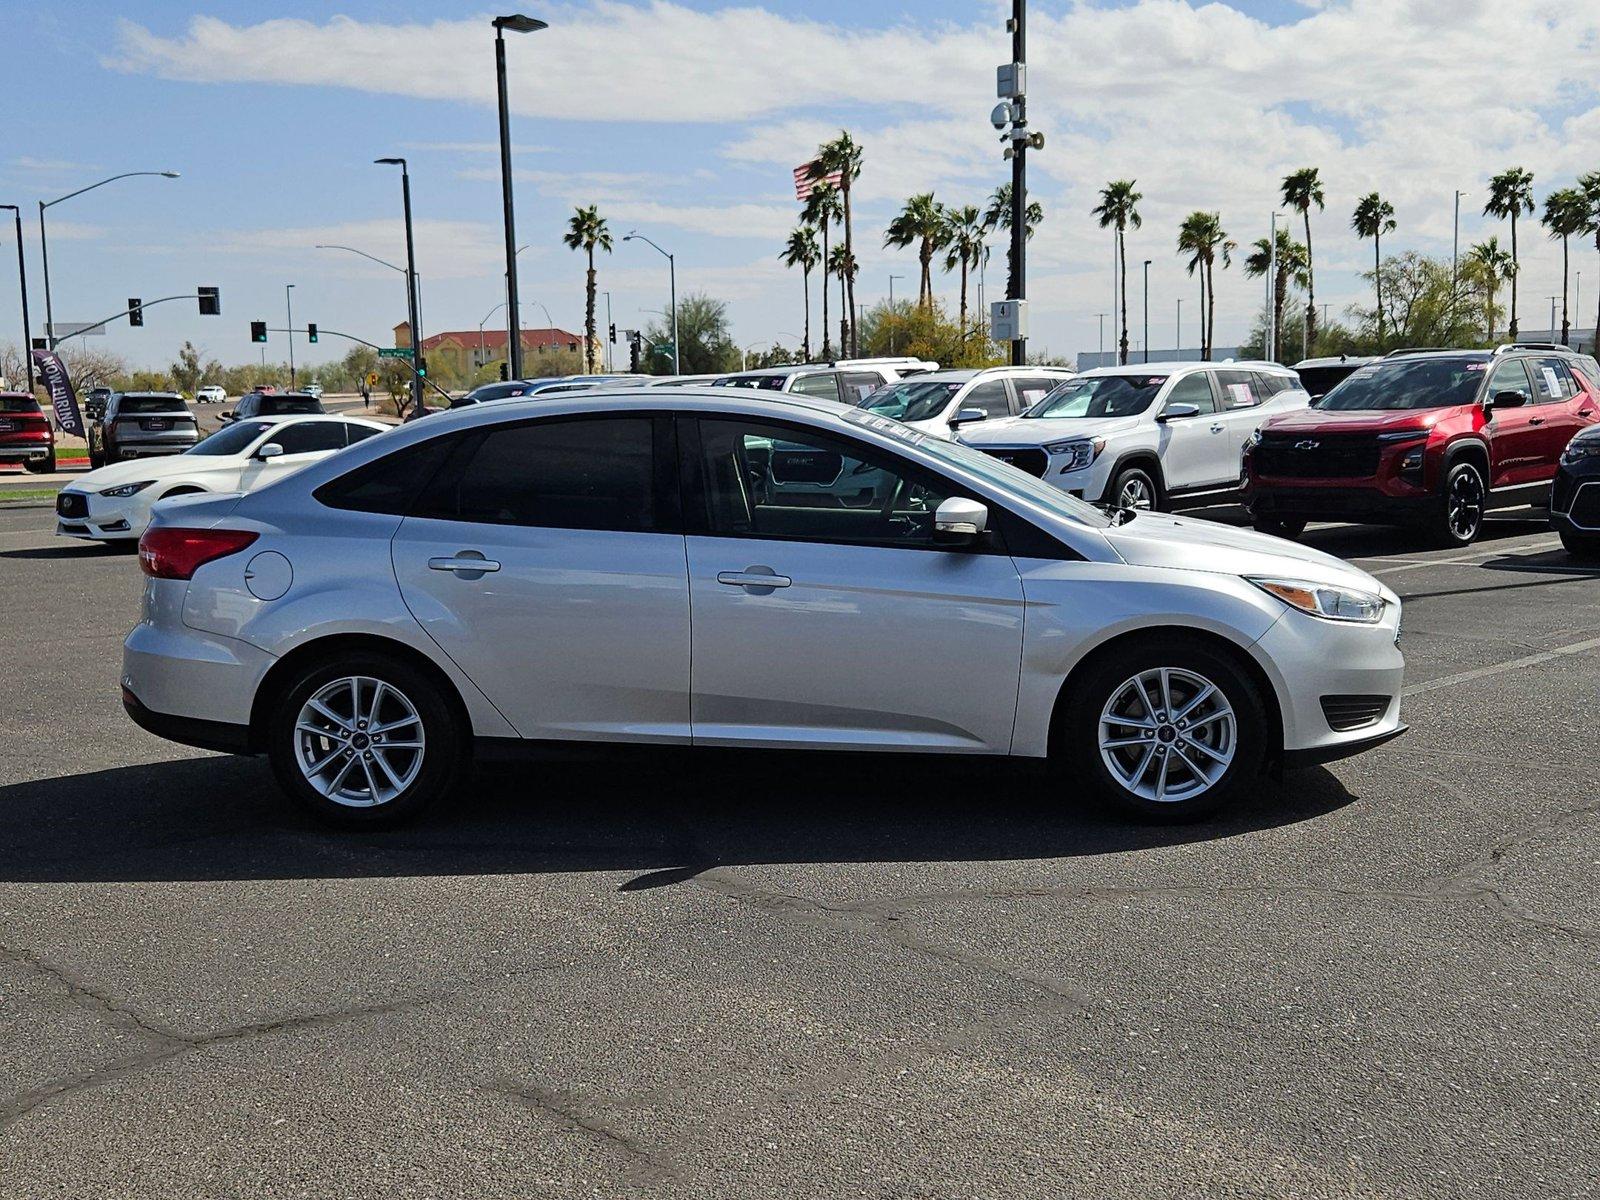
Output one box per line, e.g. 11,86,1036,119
1320,694,1391,732
1255,435,1382,479
1570,483,1600,529
977,447,1049,478
57,492,87,519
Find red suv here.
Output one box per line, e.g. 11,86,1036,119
1242,347,1600,545
0,392,56,474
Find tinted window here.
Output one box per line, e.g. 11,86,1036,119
1255,372,1294,396
1215,370,1261,409
116,395,187,415
345,424,382,445
463,382,529,404
188,421,275,456
1319,357,1489,411
715,374,788,391
1026,374,1167,418
0,395,41,414
695,417,954,548
265,422,349,455
788,372,843,401
841,373,883,404
1486,359,1531,401
234,396,260,418
1296,365,1361,398
1161,373,1216,414
861,379,964,422
315,435,458,515
1532,358,1578,403
262,397,323,415
963,379,1011,418
417,417,655,532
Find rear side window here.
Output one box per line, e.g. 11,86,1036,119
345,424,382,446
1532,358,1578,403
788,372,843,401
840,373,883,404
1013,377,1060,408
414,417,656,532
1214,370,1262,408
1255,372,1294,397
315,435,457,515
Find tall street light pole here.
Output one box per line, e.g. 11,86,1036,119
374,157,425,416
602,290,613,372
1452,189,1466,323
1007,0,1028,366
1096,312,1106,358
314,243,422,333
494,14,547,383
0,205,35,393
623,232,678,374
37,170,179,349
1176,298,1183,360
1142,259,1152,363
285,283,296,388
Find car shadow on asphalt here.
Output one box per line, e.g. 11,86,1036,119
0,750,1357,885
0,543,135,560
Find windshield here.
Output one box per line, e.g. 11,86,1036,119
842,409,1113,529
263,397,321,413
116,395,188,415
716,375,788,391
1317,357,1486,410
860,379,964,422
187,420,274,456
0,395,41,414
1026,374,1167,419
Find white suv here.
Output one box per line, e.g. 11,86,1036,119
856,366,1073,439
958,361,1309,512
713,358,939,405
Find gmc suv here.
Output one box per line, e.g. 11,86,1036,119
1243,346,1600,545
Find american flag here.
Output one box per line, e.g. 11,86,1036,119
793,160,843,203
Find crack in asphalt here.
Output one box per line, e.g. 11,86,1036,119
485,1078,681,1186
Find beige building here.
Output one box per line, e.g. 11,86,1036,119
393,322,601,377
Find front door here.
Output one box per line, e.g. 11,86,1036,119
1482,359,1544,489
1155,372,1230,489
682,415,1025,752
237,420,350,490
390,414,692,743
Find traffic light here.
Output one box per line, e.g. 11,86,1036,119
197,286,220,316
609,323,617,344
128,299,143,328
499,362,509,381
628,330,641,373
250,320,267,343
415,356,427,379
306,323,318,344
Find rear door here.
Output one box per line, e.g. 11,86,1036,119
390,414,691,743
1527,357,1589,479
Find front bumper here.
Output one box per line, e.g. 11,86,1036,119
55,491,143,541
1245,483,1433,524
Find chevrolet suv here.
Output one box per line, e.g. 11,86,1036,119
1243,347,1600,545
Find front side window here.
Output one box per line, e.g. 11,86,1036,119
1026,374,1168,419
1486,359,1532,402
1161,373,1217,414
264,422,349,456
962,378,1012,418
1013,377,1062,408
1318,356,1489,411
417,417,655,532
788,372,843,401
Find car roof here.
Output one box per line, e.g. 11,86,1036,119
115,390,184,398
1292,355,1380,369
249,413,386,428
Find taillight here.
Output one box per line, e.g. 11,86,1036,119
138,527,259,580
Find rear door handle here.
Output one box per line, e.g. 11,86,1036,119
429,554,501,574
717,568,791,592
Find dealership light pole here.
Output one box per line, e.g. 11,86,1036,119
1142,259,1152,363
0,205,35,392
623,231,678,373
374,157,425,416
494,14,547,382
315,243,423,333
1176,298,1182,360
1451,189,1466,325
37,170,179,349
284,284,297,388
1096,312,1105,358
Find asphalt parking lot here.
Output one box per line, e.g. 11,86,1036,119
1,503,1596,1199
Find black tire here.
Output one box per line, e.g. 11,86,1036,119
1251,514,1307,539
23,451,56,475
1061,635,1268,822
1430,460,1486,547
1107,464,1161,513
88,449,104,470
266,651,466,828
1559,528,1600,560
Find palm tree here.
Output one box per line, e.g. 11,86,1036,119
884,193,947,308
1177,211,1235,360
802,182,843,358
1541,188,1587,346
827,243,855,352
780,225,820,360
1280,168,1325,351
1582,171,1600,349
940,204,988,330
984,183,1044,303
1243,229,1309,358
1351,193,1398,340
811,132,864,354
1466,237,1514,340
1092,180,1143,365
562,205,612,374
1484,167,1535,338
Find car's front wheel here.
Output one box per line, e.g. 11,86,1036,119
1108,464,1161,513
267,652,465,827
1430,460,1486,546
1063,636,1268,821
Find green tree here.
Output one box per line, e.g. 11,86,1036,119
802,181,843,359
1484,167,1535,338
1243,229,1309,360
1092,180,1143,365
857,298,1002,368
827,243,855,353
983,183,1043,302
811,132,864,354
939,204,988,331
779,225,820,360
1351,193,1398,340
884,192,947,308
1280,167,1326,351
1465,237,1514,340
169,341,204,396
641,292,738,375
1177,211,1235,360
563,204,613,374
1542,187,1588,345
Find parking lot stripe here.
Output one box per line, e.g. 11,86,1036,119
1370,539,1561,576
1402,633,1600,698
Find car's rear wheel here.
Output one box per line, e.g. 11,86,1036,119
267,653,465,827
1063,636,1268,821
1251,514,1307,539
23,451,56,474
1430,460,1486,546
1109,465,1160,513
1559,528,1600,560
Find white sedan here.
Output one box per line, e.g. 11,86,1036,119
56,414,387,543
195,385,226,405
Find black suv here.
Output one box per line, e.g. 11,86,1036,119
88,392,199,467
222,390,326,423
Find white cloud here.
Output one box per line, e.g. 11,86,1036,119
205,218,509,282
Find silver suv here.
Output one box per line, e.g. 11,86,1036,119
88,392,198,467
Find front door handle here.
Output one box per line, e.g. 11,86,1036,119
1528,417,1545,426
1209,423,1226,433
429,553,501,575
717,566,791,593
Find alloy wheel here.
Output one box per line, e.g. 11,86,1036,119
293,675,425,808
1098,667,1237,803
1448,468,1484,541
1119,475,1154,510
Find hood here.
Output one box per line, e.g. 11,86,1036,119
1104,512,1393,597
959,414,1142,446
1261,406,1452,436
62,454,198,493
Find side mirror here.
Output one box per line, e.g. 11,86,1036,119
1157,403,1201,423
949,407,988,427
934,496,988,545
1489,389,1528,411
256,443,284,460
218,410,234,422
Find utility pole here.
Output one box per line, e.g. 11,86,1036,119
493,15,547,382
1142,259,1151,363
0,205,34,393
1096,312,1105,358
1452,189,1465,327
285,284,296,388
1267,212,1278,362
1176,298,1182,360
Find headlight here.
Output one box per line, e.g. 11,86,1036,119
1249,576,1385,624
1562,437,1600,464
99,480,155,498
1043,437,1105,471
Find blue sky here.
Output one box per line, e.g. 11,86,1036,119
3,0,1598,374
